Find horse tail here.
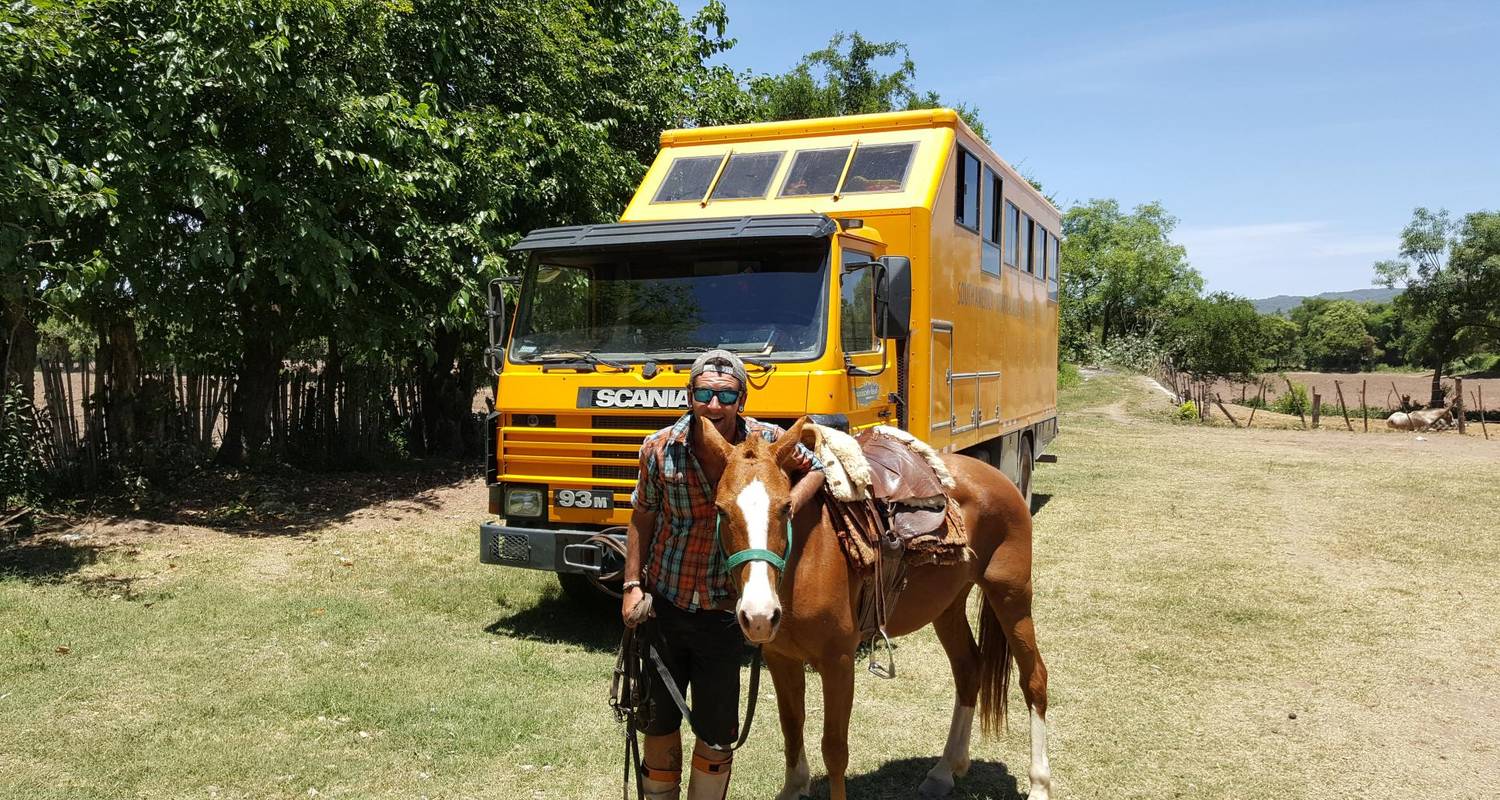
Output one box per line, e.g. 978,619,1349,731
976,596,1012,737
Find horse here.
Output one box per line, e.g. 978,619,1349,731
690,415,1051,800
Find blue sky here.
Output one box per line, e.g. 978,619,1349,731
674,0,1500,298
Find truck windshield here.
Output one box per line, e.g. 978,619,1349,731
509,241,830,363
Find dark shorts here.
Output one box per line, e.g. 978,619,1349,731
636,599,746,747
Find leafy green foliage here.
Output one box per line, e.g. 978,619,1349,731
747,32,989,139
1166,293,1264,381
1060,199,1201,361
1176,401,1198,421
1270,383,1310,416
1374,207,1500,404
1,384,42,506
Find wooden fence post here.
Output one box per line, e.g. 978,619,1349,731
1361,379,1368,432
1214,393,1242,428
1334,380,1353,431
1286,377,1306,428
1478,386,1490,440
1454,377,1466,434
1247,380,1265,427
1311,392,1322,428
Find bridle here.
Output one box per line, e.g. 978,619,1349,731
717,513,794,583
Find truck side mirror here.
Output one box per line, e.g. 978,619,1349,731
876,256,911,340
486,275,520,376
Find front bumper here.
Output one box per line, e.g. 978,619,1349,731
479,521,626,576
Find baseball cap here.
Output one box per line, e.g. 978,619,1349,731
688,349,748,390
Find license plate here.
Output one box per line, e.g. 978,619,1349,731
554,489,614,510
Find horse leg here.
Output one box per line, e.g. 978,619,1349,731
980,580,1052,800
766,650,812,800
919,590,981,798
815,653,856,800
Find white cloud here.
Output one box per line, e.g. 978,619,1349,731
1174,221,1398,297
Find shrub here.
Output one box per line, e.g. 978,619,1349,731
1058,362,1082,390
1099,333,1163,373
1177,401,1198,421
1,384,44,507
1271,382,1310,416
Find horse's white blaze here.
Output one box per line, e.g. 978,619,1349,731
921,703,974,792
734,479,779,639
775,747,810,800
1029,707,1052,800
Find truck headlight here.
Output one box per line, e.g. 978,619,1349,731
505,488,544,518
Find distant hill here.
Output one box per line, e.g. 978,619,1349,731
1252,287,1402,315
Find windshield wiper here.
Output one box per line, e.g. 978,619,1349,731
530,351,633,373
641,346,774,371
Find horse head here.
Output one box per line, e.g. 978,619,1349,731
693,414,813,644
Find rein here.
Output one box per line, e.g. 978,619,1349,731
611,513,794,798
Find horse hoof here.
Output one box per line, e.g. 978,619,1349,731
917,775,956,798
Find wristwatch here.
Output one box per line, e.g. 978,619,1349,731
621,580,643,592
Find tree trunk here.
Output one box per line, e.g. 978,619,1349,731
418,324,468,459
217,300,283,466
1,298,38,408
1429,362,1445,409
104,316,143,454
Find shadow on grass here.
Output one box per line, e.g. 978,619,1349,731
0,534,102,581
132,459,478,538
486,593,624,653
1030,493,1053,515
813,756,1024,799
485,594,763,670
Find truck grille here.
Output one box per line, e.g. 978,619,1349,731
493,533,530,564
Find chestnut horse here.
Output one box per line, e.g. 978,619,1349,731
691,416,1051,800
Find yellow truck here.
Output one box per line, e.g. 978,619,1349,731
480,109,1060,598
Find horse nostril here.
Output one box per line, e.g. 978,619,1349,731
770,607,782,627
738,609,750,629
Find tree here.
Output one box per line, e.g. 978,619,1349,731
1303,300,1370,370
748,32,989,139
1260,315,1301,371
1167,293,1264,382
1059,199,1201,358
1375,208,1500,406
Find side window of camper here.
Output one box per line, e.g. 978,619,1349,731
1019,212,1032,274
780,147,850,196
841,143,916,193
711,152,784,200
654,155,726,203
955,148,980,231
1031,223,1045,278
1049,234,1060,302
840,249,878,354
1004,201,1019,267
981,167,1002,275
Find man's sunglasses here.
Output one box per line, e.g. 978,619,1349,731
691,387,742,405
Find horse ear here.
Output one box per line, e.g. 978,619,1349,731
773,416,812,471
693,414,732,482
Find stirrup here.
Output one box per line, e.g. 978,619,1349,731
867,628,896,679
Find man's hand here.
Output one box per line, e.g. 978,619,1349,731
621,585,648,627
789,467,825,517
788,446,813,473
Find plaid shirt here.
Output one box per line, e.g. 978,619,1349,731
631,413,821,612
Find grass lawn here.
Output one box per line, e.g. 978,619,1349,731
3,374,1498,799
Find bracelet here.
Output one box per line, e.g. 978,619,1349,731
621,580,642,592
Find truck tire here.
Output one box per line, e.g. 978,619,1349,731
1019,435,1034,512
557,572,621,605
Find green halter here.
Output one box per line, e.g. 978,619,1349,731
717,513,793,577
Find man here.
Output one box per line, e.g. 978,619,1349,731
621,349,824,800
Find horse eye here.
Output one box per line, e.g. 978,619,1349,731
781,502,792,517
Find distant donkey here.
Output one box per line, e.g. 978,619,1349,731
1386,404,1455,432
